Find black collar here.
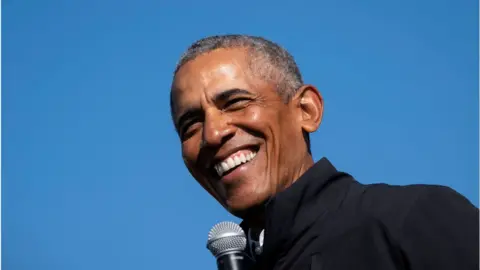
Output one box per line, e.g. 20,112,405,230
258,157,353,264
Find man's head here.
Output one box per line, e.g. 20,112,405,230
170,35,323,219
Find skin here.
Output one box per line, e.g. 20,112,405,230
171,48,324,226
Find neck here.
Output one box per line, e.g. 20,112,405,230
290,153,314,186
241,153,315,229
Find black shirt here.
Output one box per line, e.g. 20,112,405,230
243,158,479,270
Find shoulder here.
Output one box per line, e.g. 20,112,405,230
358,182,471,211
359,183,477,233
362,182,474,203
355,183,472,234
401,184,478,226
357,183,425,221
408,184,475,208
394,186,479,267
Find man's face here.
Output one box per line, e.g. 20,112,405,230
171,48,313,216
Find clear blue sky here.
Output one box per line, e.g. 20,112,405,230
3,0,478,269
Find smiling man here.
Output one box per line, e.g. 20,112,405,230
170,35,478,270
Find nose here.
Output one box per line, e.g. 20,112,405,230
202,109,235,148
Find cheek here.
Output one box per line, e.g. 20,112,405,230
182,142,209,188
235,106,280,132
248,109,260,122
181,140,200,166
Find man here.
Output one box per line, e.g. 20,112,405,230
170,34,479,269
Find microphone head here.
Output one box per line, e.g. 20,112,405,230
206,221,247,258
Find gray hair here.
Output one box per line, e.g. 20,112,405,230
173,34,304,101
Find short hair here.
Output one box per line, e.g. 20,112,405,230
173,34,304,101
171,34,311,152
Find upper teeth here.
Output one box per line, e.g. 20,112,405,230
214,151,257,176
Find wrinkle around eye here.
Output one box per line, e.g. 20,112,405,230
223,97,252,111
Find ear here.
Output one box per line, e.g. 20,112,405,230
293,85,324,133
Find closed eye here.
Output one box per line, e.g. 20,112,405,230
223,97,250,109
180,117,203,140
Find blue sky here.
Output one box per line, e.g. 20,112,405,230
2,0,478,269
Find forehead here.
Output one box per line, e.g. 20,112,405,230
172,49,255,105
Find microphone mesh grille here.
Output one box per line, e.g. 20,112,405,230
206,221,246,257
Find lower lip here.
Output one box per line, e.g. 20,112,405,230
219,156,256,184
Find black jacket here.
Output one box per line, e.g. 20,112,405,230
243,158,479,270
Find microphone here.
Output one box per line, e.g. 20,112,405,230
206,221,254,270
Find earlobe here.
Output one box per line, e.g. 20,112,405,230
296,85,323,133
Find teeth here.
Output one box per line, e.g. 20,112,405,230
214,151,257,177
227,158,235,168
234,156,240,165
221,162,229,172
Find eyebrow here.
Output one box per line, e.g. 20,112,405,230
213,88,252,102
176,88,253,130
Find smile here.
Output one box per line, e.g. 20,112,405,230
214,149,258,177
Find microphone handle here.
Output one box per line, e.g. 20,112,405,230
217,251,254,270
